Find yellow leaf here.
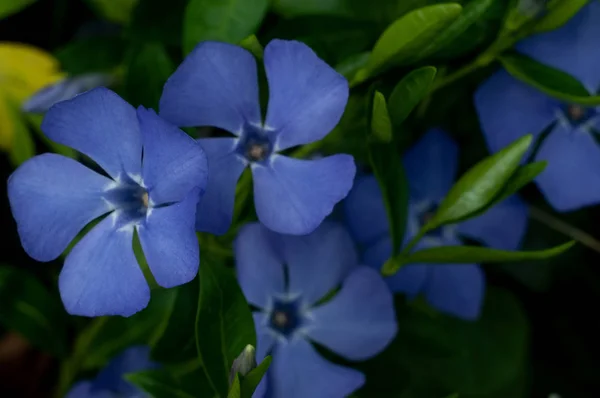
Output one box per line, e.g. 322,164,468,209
0,42,63,102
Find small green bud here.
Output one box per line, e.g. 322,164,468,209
229,344,257,386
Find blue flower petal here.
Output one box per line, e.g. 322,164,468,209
534,124,600,211
343,175,389,246
363,237,429,298
94,346,157,395
253,312,277,361
253,154,355,235
195,138,247,234
235,223,285,309
424,264,485,320
160,42,261,133
404,128,458,202
41,87,142,179
307,267,397,360
280,222,358,306
59,216,150,317
264,40,349,151
475,70,558,154
269,339,364,398
457,195,528,250
65,382,109,398
138,190,200,288
7,154,112,262
516,1,600,92
138,107,208,205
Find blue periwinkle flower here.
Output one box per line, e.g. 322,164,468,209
344,129,529,320
8,87,208,317
234,222,397,398
22,73,114,114
475,1,600,212
159,39,356,235
66,346,157,397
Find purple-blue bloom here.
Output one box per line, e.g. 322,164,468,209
344,129,529,320
234,222,397,398
8,87,208,317
159,39,356,236
475,1,600,212
66,346,157,398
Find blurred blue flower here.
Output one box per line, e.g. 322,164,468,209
475,1,600,212
66,346,157,398
234,222,397,398
8,87,208,317
22,73,114,114
159,39,355,235
344,129,529,320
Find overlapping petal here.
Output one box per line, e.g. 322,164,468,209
59,216,150,317
94,346,157,395
41,87,142,179
138,107,207,205
517,1,600,92
269,339,364,398
307,267,396,360
343,175,389,245
475,70,558,154
253,312,277,361
138,190,200,288
280,222,358,305
159,41,261,133
534,124,600,211
252,154,355,235
264,40,349,151
195,138,247,234
235,223,285,309
404,128,458,202
65,381,114,398
7,153,112,262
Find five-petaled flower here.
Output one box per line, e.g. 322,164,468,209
8,87,208,317
159,39,356,236
66,346,157,397
344,129,529,320
475,1,600,212
234,222,397,398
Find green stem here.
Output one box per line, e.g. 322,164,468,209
55,317,109,398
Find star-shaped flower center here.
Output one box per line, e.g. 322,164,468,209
268,296,308,339
236,123,274,163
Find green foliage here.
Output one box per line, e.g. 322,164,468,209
83,0,140,24
388,66,437,127
0,0,36,19
183,0,269,54
370,91,393,142
55,36,127,75
533,0,590,33
128,0,189,45
239,356,272,398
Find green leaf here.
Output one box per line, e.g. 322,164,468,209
124,42,175,109
151,282,199,363
127,368,198,398
7,108,34,167
239,35,264,59
0,266,67,357
228,374,241,398
336,51,371,80
370,91,393,142
427,134,533,230
388,66,437,127
489,160,547,206
82,288,177,369
183,0,269,54
241,356,272,398
0,0,36,19
384,241,575,273
55,36,127,75
355,4,462,82
500,52,600,106
196,258,257,396
83,0,139,24
128,0,189,46
533,0,589,33
417,0,496,60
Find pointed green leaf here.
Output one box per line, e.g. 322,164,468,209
241,356,272,398
427,134,533,231
489,160,547,206
533,0,589,33
356,3,462,82
0,266,67,357
388,66,437,127
370,91,393,142
228,374,241,398
336,51,371,81
183,0,269,54
500,52,600,106
196,257,256,396
384,241,575,274
239,35,264,59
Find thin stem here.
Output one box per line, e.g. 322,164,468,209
528,205,600,254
